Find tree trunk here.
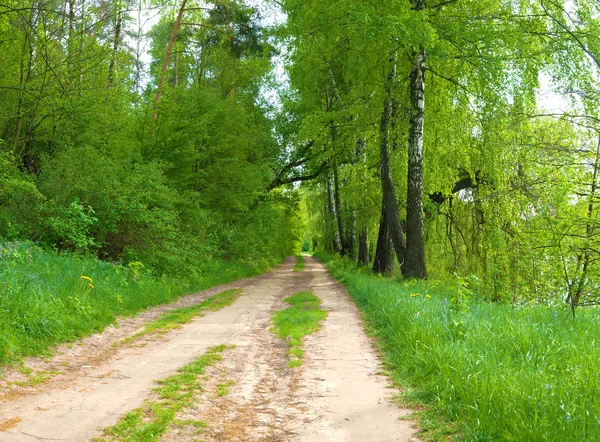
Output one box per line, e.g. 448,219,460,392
380,53,406,269
348,210,357,258
15,1,36,154
326,173,341,253
404,0,428,279
568,136,600,312
152,0,188,129
373,200,394,275
358,226,369,267
67,0,75,65
333,164,350,256
108,10,122,88
79,0,86,86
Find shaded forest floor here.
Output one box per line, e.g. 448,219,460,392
0,257,418,441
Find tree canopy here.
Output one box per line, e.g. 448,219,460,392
1,0,600,308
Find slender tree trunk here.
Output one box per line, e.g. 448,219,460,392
67,0,75,65
373,200,394,275
152,0,188,129
79,0,86,86
108,10,122,88
348,210,357,258
358,226,369,266
326,173,341,253
568,136,600,312
15,1,36,154
404,0,428,279
333,164,349,256
380,53,406,268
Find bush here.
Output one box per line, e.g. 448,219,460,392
37,146,182,268
0,152,45,239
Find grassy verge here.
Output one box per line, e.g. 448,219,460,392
96,345,230,441
121,289,242,344
0,241,266,370
293,255,305,272
316,252,600,442
271,292,327,367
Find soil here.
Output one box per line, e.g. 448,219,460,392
0,256,418,441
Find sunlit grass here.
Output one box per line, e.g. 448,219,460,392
96,345,229,441
271,292,327,367
122,289,242,344
316,252,600,441
0,241,264,370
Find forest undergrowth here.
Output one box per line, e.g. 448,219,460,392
0,241,273,370
316,253,600,441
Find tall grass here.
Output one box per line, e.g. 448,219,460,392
317,253,600,441
0,241,269,369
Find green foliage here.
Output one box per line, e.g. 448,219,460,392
319,252,600,441
45,201,98,253
0,152,44,239
0,0,299,283
271,292,327,367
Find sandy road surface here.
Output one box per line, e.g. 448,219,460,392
0,257,417,441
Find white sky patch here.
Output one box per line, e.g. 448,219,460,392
245,0,286,28
537,72,570,114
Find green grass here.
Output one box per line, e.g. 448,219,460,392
97,345,229,442
293,255,305,272
0,241,266,370
217,380,235,397
271,292,327,367
122,289,242,344
315,252,600,441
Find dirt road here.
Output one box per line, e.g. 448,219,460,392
0,257,418,441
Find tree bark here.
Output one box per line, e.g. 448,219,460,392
373,200,394,275
404,0,428,279
333,164,350,256
108,10,122,88
358,226,369,267
380,53,406,269
326,173,341,253
568,136,600,312
15,0,36,154
67,0,75,65
152,0,188,128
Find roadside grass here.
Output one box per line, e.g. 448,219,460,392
316,252,600,441
121,289,242,344
293,255,305,272
0,241,266,370
271,292,327,367
96,345,230,441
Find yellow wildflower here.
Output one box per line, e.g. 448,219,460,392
87,284,94,289
80,275,93,282
410,293,420,298
426,294,431,299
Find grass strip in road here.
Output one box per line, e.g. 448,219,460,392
122,289,242,344
271,292,327,367
96,345,231,442
293,255,305,272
